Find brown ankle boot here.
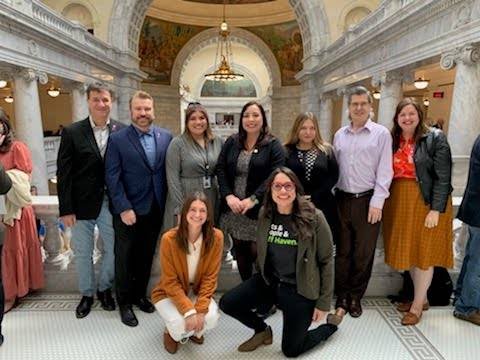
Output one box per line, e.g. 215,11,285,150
238,326,273,352
164,332,179,354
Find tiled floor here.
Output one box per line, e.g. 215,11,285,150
0,294,478,359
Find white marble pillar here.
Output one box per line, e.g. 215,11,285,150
13,68,49,194
372,71,403,128
441,44,480,195
71,83,88,122
319,93,334,142
338,88,349,126
300,74,321,119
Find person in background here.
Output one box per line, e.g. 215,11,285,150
453,133,480,326
220,167,338,357
216,101,285,282
285,112,339,244
152,192,223,354
163,102,223,231
0,108,43,313
383,98,453,326
0,161,13,345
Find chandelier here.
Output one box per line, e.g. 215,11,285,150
205,0,243,82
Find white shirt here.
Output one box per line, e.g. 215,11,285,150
187,234,203,284
89,116,110,158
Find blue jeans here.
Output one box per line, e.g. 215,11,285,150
72,197,115,296
455,225,480,314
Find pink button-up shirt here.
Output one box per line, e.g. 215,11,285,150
333,119,393,209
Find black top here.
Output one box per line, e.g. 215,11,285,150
265,212,298,285
216,134,285,219
457,135,480,227
285,145,340,242
57,118,126,219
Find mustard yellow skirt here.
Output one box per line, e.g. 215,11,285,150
383,179,453,271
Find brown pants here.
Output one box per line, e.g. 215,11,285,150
335,194,381,301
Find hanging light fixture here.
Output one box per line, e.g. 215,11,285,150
205,0,243,82
414,77,430,89
423,98,430,107
0,80,7,88
47,85,61,98
372,90,381,100
4,95,13,103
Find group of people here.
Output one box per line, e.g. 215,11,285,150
0,81,479,356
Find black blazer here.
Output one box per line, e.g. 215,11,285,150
216,134,285,219
413,129,452,212
57,117,126,219
457,135,480,227
285,145,340,240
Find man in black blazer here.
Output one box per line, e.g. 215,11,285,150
454,135,480,326
105,90,172,327
57,83,125,319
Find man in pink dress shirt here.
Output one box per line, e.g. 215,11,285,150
333,86,393,318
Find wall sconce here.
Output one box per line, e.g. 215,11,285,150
372,90,381,100
414,77,430,89
4,95,13,103
423,98,430,107
47,86,61,98
0,80,7,88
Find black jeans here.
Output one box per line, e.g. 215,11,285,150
113,202,161,306
0,245,3,335
220,273,337,358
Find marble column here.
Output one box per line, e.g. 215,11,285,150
13,68,49,194
338,88,349,126
441,44,480,195
71,82,88,122
372,71,403,128
319,93,334,142
300,74,321,119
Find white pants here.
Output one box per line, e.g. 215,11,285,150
155,296,220,342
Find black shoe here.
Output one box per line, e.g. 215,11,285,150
134,297,155,313
76,296,94,319
0,333,4,346
350,298,363,318
97,289,116,311
119,305,138,327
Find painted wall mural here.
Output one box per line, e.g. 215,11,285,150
139,17,302,86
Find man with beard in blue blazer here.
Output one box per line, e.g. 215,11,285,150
105,90,172,327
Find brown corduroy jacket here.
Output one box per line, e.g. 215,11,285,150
151,228,224,315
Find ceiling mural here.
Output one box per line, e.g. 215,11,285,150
139,16,302,86
185,1,274,4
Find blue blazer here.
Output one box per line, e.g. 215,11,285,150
105,124,172,216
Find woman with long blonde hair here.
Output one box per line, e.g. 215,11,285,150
284,112,339,244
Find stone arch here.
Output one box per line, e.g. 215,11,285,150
337,2,374,33
171,27,282,90
108,0,153,53
288,0,331,59
62,1,99,31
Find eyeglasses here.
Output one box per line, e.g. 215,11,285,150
272,182,295,192
188,102,202,107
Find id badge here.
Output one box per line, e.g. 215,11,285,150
203,176,212,189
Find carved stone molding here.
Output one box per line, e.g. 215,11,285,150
15,68,48,84
441,44,480,70
371,69,413,88
337,87,347,97
320,92,335,101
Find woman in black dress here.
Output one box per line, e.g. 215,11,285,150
285,112,339,243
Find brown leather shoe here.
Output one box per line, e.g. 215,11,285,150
335,297,349,312
327,313,343,326
401,311,422,326
190,335,204,344
454,310,480,326
396,301,429,312
238,326,273,352
349,299,363,318
164,332,179,354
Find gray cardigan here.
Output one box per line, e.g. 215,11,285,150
256,208,334,310
0,163,13,246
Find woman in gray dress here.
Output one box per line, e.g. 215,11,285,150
162,103,223,232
